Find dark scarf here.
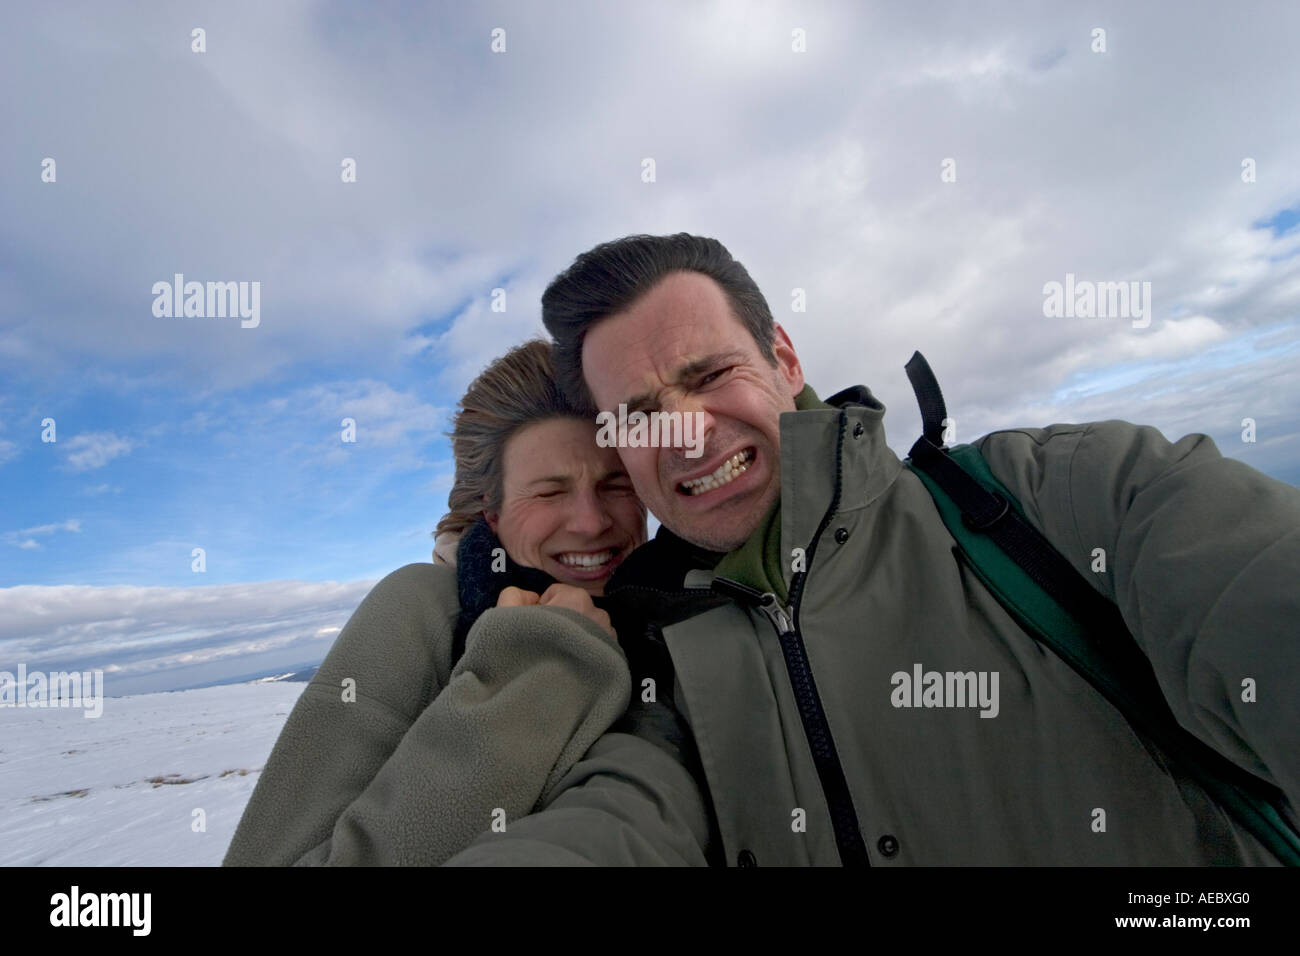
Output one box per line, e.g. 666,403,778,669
598,525,733,699
450,517,730,689
450,517,559,667
602,524,730,622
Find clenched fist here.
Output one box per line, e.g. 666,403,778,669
496,584,617,641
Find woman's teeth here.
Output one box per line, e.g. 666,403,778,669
556,548,617,568
680,449,753,495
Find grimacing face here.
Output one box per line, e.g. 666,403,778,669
580,270,804,553
485,416,647,595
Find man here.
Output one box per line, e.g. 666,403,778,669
445,233,1300,866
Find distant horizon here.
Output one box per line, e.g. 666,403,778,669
0,657,321,699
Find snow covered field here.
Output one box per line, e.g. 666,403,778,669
0,680,304,866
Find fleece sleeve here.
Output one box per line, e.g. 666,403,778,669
440,695,715,866
221,562,631,866
976,420,1300,811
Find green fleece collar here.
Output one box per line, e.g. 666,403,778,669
711,384,829,602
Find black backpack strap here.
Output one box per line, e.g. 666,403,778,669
905,350,950,447
904,352,1130,634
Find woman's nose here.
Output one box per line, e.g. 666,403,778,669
567,487,613,537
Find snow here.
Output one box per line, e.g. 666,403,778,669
0,681,305,866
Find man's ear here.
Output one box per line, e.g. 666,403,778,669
483,500,499,535
772,323,805,398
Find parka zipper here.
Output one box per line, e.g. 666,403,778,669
611,408,870,865
713,577,870,867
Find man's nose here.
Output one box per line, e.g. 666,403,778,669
661,393,716,462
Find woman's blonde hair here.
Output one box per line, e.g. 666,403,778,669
435,338,598,540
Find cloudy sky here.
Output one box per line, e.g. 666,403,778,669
2,1,1297,694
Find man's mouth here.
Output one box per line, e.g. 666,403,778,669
677,448,754,496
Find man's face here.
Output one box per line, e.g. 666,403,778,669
581,271,804,553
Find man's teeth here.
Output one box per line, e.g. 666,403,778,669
680,449,753,495
556,549,617,568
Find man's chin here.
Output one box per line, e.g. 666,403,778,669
659,508,766,554
658,452,780,552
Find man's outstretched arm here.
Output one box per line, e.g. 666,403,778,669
978,419,1300,810
443,696,716,866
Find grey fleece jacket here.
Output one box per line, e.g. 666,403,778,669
221,561,632,866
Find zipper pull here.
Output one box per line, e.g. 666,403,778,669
713,577,795,635
756,595,795,636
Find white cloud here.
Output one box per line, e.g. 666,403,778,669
4,519,82,550
62,433,132,472
0,1,1296,505
240,380,450,482
15,519,82,536
78,484,119,496
0,578,378,681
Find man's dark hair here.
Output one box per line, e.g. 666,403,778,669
541,233,777,406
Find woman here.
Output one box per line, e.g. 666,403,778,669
223,339,648,865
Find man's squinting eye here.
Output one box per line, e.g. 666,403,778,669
700,366,733,387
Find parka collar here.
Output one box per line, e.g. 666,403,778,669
777,385,902,575
604,383,903,603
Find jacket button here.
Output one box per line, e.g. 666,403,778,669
834,527,849,544
737,850,757,867
877,834,899,858
853,422,864,438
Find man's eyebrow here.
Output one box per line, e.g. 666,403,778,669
621,351,747,410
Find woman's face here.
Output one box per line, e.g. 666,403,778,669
485,417,647,595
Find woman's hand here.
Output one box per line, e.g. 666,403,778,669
496,584,617,642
